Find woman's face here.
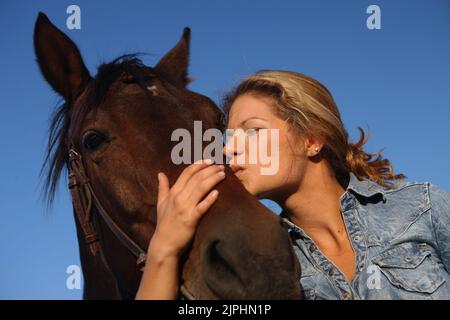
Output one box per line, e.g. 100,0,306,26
224,93,311,202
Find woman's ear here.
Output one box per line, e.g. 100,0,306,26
304,136,324,157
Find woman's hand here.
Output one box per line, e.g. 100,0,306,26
136,159,225,299
149,159,226,260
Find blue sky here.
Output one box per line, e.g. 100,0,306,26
1,0,449,299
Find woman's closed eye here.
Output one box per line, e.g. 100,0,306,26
246,128,261,136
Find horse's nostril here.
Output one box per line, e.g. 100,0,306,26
202,239,246,297
207,241,240,279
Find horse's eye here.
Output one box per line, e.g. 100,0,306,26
82,131,107,151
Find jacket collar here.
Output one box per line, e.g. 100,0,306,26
346,171,386,199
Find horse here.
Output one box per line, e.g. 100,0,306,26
34,12,301,299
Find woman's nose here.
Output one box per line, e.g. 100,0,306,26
223,132,244,159
223,140,235,161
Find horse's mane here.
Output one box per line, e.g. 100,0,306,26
41,54,152,206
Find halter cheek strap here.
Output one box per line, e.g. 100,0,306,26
68,148,147,268
68,149,100,256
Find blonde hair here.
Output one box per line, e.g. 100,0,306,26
222,70,405,189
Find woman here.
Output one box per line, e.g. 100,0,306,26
136,70,450,300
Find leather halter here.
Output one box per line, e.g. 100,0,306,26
68,148,147,266
67,148,195,299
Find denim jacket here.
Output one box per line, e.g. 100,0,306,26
281,172,450,300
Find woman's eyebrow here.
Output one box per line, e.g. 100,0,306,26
238,116,268,127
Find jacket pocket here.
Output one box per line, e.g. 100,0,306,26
371,242,445,294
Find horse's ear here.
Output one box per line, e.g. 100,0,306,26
34,12,91,101
154,27,190,88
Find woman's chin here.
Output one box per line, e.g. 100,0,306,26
234,170,256,194
240,179,254,194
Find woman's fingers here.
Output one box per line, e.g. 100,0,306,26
171,159,215,193
151,163,224,258
195,189,219,219
187,166,226,204
170,164,224,211
157,172,170,207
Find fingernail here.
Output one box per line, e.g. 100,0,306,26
218,171,225,177
212,190,218,197
157,173,161,182
204,158,214,164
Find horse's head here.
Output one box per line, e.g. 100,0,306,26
35,12,301,299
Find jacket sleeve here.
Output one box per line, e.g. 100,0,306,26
430,184,450,273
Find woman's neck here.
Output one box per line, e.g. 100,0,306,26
282,162,348,252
